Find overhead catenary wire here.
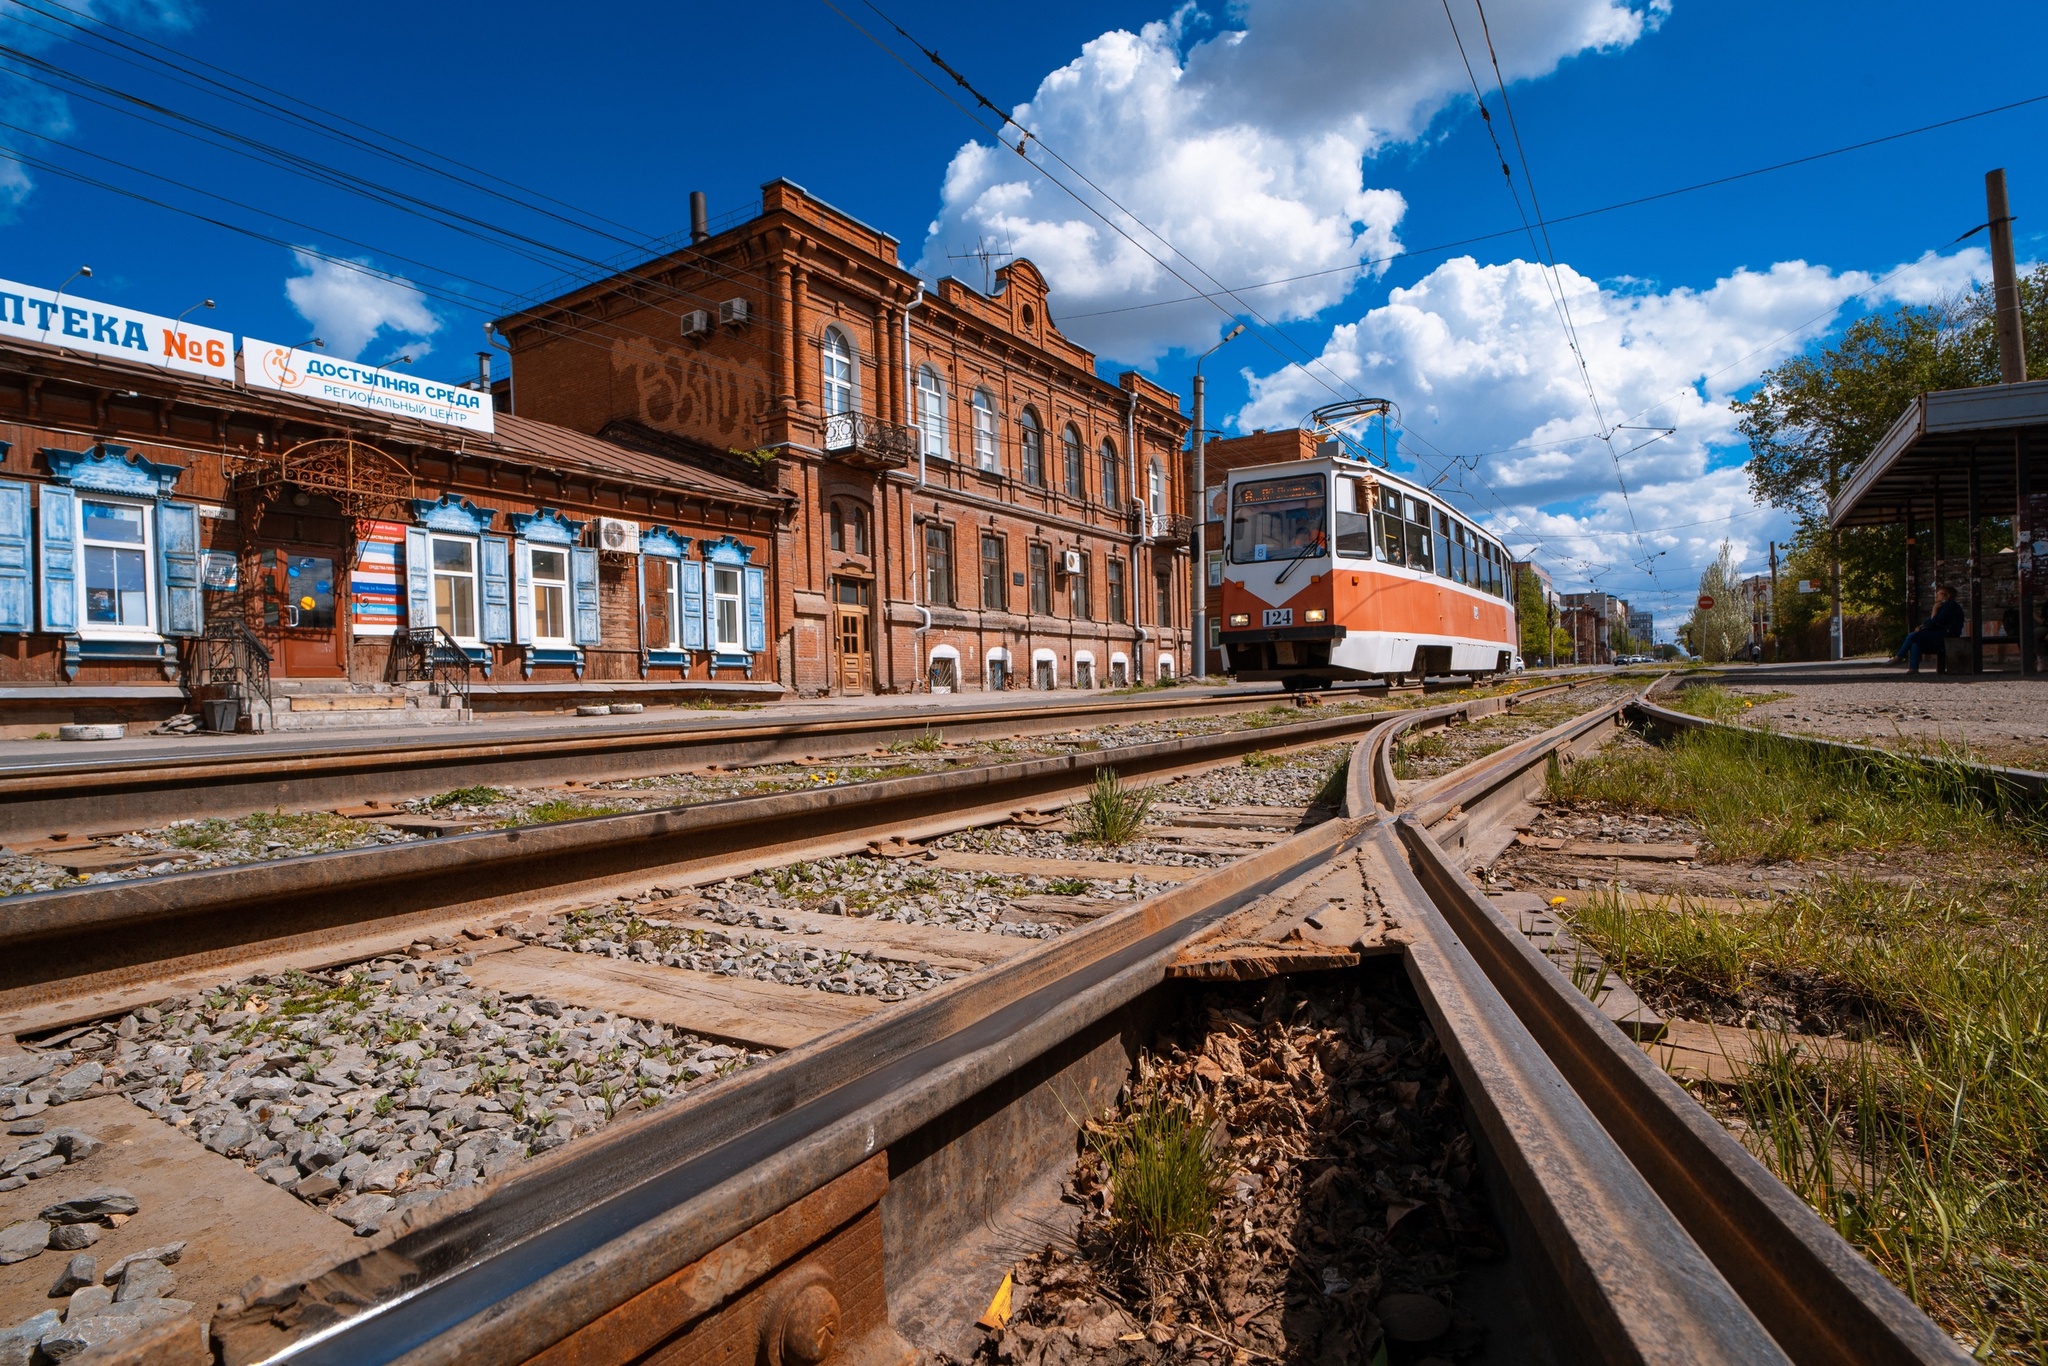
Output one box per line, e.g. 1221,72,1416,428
830,0,1372,415
0,42,806,352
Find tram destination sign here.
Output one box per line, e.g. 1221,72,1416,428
242,339,496,435
0,275,236,380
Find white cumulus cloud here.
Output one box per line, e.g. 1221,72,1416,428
919,0,1661,363
284,250,441,362
1232,247,1989,622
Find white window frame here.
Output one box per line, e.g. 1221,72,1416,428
822,326,856,418
971,388,998,471
431,533,481,645
529,544,573,647
712,564,744,652
78,495,156,640
1148,458,1165,517
916,365,948,460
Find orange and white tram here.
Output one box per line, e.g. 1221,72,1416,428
1218,454,1520,687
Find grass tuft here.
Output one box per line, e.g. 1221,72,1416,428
1067,768,1156,846
428,785,504,809
525,798,626,824
1092,1085,1225,1258
1548,723,2041,863
1667,683,1792,721
890,729,945,754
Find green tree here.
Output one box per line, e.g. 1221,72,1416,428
1514,566,1552,664
1686,541,1753,663
1734,264,2048,636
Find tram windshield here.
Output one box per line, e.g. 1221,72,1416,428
1231,474,1326,563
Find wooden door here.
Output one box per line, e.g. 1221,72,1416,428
836,607,871,692
265,547,346,678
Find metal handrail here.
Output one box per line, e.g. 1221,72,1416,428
402,624,473,706
193,617,275,721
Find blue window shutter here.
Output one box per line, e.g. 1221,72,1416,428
38,485,76,634
404,526,433,630
156,501,201,637
0,480,31,632
743,565,766,653
680,561,705,650
570,546,601,646
513,539,534,645
479,535,511,644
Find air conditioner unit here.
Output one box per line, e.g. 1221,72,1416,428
1062,549,1083,575
680,310,710,337
718,298,749,326
596,517,641,554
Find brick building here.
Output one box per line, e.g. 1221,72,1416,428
0,331,784,735
495,180,1192,696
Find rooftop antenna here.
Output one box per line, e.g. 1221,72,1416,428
945,235,1014,293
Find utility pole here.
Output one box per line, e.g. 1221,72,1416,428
1988,168,2036,676
1190,324,1244,681
1768,540,1780,662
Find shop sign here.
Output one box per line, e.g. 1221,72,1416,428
0,276,235,379
241,339,495,434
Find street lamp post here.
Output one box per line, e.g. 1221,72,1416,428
1191,323,1245,681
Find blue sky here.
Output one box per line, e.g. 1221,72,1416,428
3,0,2045,631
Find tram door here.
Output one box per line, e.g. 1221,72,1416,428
260,546,346,677
833,577,872,693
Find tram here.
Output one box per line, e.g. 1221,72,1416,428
1218,438,1520,688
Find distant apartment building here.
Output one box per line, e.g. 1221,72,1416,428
1627,607,1654,645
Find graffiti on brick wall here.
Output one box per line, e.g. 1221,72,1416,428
613,335,767,440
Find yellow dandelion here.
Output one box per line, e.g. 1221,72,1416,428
1548,896,1568,907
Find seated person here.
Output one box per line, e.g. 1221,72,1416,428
1897,586,1964,673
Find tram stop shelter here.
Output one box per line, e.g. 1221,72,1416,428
1831,378,2048,675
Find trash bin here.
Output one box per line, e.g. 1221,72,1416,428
202,698,240,733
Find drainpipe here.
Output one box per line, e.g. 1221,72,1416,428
904,287,926,486
911,509,934,691
1126,390,1140,678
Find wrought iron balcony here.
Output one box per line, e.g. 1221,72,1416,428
1132,509,1193,546
823,412,916,471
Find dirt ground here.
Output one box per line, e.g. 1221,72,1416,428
1698,664,2048,770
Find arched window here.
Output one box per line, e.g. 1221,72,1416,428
829,501,845,552
1062,424,1085,499
971,389,998,472
820,326,855,417
1099,438,1120,512
1148,457,1165,518
849,504,870,555
1019,407,1045,486
916,365,948,460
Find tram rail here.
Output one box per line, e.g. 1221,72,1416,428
4,671,1979,1365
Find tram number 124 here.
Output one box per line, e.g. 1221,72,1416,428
1263,608,1293,627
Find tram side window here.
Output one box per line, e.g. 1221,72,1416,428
1334,478,1373,557
1456,525,1473,586
1434,511,1453,581
1404,496,1433,573
1377,487,1403,565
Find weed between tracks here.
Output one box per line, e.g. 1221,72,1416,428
990,973,1497,1365
1556,722,2048,1359
1069,769,1158,846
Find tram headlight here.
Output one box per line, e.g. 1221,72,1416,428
1228,613,1250,627
1304,608,1327,623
